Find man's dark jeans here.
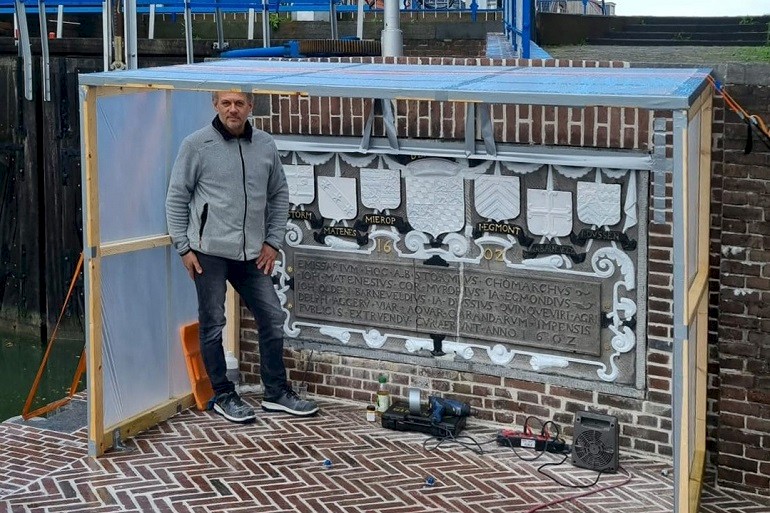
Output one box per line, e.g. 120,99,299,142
193,251,287,398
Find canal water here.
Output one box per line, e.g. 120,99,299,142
0,331,85,422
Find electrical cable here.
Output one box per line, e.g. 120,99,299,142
524,465,632,513
503,416,568,462
422,430,495,456
537,454,604,488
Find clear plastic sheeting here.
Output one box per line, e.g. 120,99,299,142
168,91,214,159
95,89,211,429
97,92,170,243
100,248,196,428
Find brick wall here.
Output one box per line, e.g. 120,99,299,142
713,82,770,497
252,57,649,150
239,55,680,460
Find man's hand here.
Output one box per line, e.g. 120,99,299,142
256,243,278,276
182,251,202,280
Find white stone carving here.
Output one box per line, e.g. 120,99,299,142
501,162,543,175
285,222,303,247
319,326,351,343
577,182,621,226
323,236,362,250
405,176,465,238
522,254,572,270
590,246,637,382
284,164,315,206
363,329,387,348
360,168,401,210
553,165,592,179
296,152,334,166
526,189,573,238
487,344,516,365
339,153,378,169
403,231,469,260
623,172,638,232
318,177,357,221
404,157,461,177
474,175,521,221
273,249,300,338
530,355,570,371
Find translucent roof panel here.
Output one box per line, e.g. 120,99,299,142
80,60,711,110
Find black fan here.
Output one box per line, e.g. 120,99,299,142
571,410,618,473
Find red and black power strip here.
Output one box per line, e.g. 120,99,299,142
496,428,569,454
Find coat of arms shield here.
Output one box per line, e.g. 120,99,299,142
318,177,357,221
474,175,521,222
405,176,465,238
360,168,401,211
284,164,315,206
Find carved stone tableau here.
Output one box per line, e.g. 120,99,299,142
284,164,315,206
527,190,573,238
577,182,621,226
474,175,521,222
318,176,357,221
360,168,401,210
293,253,602,356
405,176,465,238
279,153,644,388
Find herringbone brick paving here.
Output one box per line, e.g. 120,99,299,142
0,397,768,512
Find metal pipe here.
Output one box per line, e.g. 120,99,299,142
381,0,403,56
356,0,364,39
124,0,138,69
38,0,51,100
56,4,63,38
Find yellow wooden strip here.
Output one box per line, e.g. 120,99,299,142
686,273,709,326
82,85,105,457
100,234,172,257
680,114,690,326
102,394,195,452
687,87,711,121
689,447,706,513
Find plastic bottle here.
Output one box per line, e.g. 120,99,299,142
366,404,376,422
225,351,240,386
375,375,391,413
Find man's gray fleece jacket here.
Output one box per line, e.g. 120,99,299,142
165,122,288,261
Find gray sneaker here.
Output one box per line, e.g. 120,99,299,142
262,389,319,416
212,391,256,423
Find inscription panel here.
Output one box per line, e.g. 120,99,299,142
293,253,602,356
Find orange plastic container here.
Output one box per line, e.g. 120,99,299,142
180,322,215,411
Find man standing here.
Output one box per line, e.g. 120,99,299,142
166,91,318,423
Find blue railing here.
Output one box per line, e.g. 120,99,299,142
501,0,531,58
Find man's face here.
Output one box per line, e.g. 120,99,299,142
213,92,253,136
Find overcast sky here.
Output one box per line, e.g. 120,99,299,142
612,0,770,17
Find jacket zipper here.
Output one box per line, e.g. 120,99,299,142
199,203,209,241
238,140,247,260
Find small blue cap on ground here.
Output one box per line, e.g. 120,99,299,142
323,459,332,468
425,476,435,486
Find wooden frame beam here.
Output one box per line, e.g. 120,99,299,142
81,84,105,457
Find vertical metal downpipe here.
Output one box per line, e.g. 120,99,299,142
381,0,403,57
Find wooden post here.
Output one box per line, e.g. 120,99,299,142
81,85,105,457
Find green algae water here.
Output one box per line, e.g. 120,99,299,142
0,331,85,422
